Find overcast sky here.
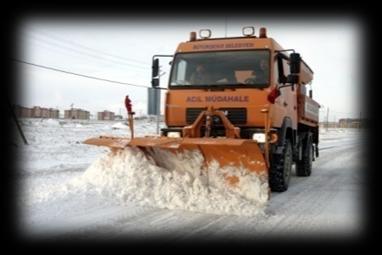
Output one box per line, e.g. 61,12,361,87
16,16,363,121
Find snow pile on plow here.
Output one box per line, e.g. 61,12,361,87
72,147,269,217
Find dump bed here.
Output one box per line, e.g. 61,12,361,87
299,60,314,85
297,94,320,127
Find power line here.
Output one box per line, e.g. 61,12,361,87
22,38,149,80
25,32,150,71
35,29,150,66
30,28,150,66
13,59,151,89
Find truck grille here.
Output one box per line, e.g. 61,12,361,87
186,108,206,124
186,108,247,125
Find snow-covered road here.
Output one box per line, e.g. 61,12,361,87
16,119,365,241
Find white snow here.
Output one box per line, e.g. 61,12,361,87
19,118,268,217
70,148,269,217
16,119,364,238
111,122,129,130
43,118,60,126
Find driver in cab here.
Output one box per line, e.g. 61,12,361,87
190,64,213,85
246,59,269,84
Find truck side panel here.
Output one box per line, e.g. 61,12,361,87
297,94,320,127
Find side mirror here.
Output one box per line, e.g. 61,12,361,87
152,58,159,87
152,58,159,77
287,74,299,84
151,78,159,87
290,53,301,74
278,75,287,84
286,74,299,91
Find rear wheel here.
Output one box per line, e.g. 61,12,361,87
269,139,292,192
296,134,313,176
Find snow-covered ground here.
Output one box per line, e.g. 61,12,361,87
14,118,365,240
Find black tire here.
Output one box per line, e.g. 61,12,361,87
296,134,313,177
269,139,293,192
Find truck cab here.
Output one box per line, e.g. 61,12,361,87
152,27,320,191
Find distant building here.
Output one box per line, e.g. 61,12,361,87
97,110,115,120
338,118,363,128
14,105,59,119
49,108,59,119
319,118,366,129
319,122,338,128
33,106,50,118
64,108,90,120
14,105,32,118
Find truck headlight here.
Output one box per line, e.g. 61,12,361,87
167,131,181,138
252,133,266,143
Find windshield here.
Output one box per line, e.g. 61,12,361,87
170,50,270,88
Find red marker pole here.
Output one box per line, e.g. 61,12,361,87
125,96,135,139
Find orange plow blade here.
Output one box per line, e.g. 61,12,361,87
84,136,267,174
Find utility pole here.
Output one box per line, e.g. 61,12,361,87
8,99,28,145
224,16,228,37
359,111,362,129
326,107,329,131
333,115,336,128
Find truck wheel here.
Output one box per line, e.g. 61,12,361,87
296,135,312,176
269,139,292,192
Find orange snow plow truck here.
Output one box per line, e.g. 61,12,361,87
84,27,320,192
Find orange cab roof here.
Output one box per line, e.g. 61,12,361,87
176,37,276,53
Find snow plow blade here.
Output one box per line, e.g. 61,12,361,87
83,136,267,174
